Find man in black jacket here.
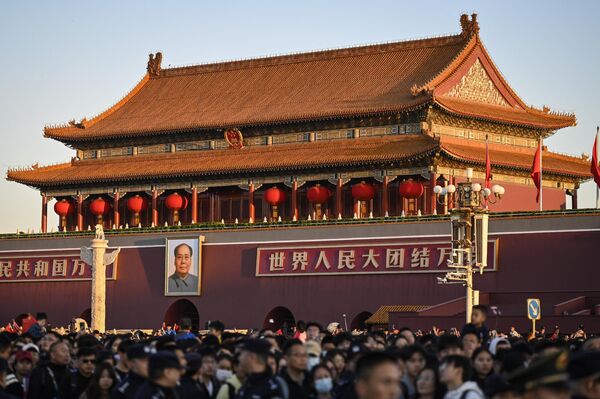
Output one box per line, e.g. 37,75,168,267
280,340,310,399
0,358,19,399
58,346,96,399
236,339,287,399
27,341,70,399
134,352,182,399
112,344,151,399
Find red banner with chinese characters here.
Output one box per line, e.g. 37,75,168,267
0,251,117,283
256,240,498,277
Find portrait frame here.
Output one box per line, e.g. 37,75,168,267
164,235,204,296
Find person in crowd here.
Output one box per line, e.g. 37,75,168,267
216,354,233,384
196,348,220,398
216,353,245,399
325,350,346,383
310,364,334,399
568,350,600,399
174,318,195,342
27,313,48,341
0,336,10,362
237,339,286,399
59,346,97,399
209,321,225,344
439,355,483,399
507,350,570,399
0,358,18,399
471,348,494,390
415,366,445,399
113,340,133,384
437,335,464,361
178,353,209,399
354,352,401,399
5,350,33,397
461,332,481,359
461,306,489,345
133,352,182,399
305,341,322,372
112,344,150,399
80,362,117,399
305,323,322,343
402,345,427,398
281,339,311,399
27,340,70,399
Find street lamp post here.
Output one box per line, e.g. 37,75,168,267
433,168,504,323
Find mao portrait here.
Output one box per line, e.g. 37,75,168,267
164,236,204,296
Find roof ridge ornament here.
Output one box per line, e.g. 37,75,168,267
460,13,479,38
147,52,163,77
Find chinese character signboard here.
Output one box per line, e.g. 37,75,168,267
0,251,118,283
256,240,498,277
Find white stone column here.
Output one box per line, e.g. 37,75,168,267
90,237,108,332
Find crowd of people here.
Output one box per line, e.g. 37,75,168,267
0,306,599,399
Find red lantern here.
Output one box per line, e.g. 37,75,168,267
89,198,110,215
399,180,424,199
351,181,376,201
165,193,184,210
306,185,331,204
264,187,287,205
127,195,148,213
53,199,74,216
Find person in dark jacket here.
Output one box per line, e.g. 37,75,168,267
27,341,70,399
0,358,19,399
133,352,182,399
281,340,311,399
111,344,151,399
236,339,287,399
58,346,96,399
178,353,209,399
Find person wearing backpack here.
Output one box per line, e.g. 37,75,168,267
438,355,483,399
216,353,245,399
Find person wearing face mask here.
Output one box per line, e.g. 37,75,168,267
216,353,245,399
310,365,334,399
281,339,311,399
215,354,233,384
305,341,322,372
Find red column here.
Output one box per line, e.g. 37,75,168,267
353,199,359,218
248,183,255,222
152,188,158,226
448,176,455,211
429,172,437,215
382,176,389,217
113,192,120,228
209,193,215,223
291,180,298,220
41,195,48,233
191,187,198,223
572,189,578,209
77,194,84,231
336,178,343,218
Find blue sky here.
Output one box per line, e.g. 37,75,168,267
0,1,599,232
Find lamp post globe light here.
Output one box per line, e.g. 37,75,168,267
433,168,505,323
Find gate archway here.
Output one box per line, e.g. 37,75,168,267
164,299,200,331
263,306,295,332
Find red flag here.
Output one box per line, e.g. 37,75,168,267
591,127,600,188
485,135,491,189
531,140,542,202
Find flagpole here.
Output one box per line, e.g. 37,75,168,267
539,137,543,212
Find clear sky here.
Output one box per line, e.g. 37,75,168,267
0,1,598,233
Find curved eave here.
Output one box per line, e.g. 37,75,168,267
440,148,591,181
41,99,433,144
6,139,438,189
433,101,576,131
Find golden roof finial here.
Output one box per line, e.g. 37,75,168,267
460,13,479,38
147,52,163,77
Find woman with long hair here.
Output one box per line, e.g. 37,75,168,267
79,362,116,399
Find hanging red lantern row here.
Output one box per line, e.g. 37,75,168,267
165,192,187,225
89,197,110,225
54,199,74,231
127,195,148,225
398,179,424,199
351,181,376,201
306,184,331,204
264,187,287,220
